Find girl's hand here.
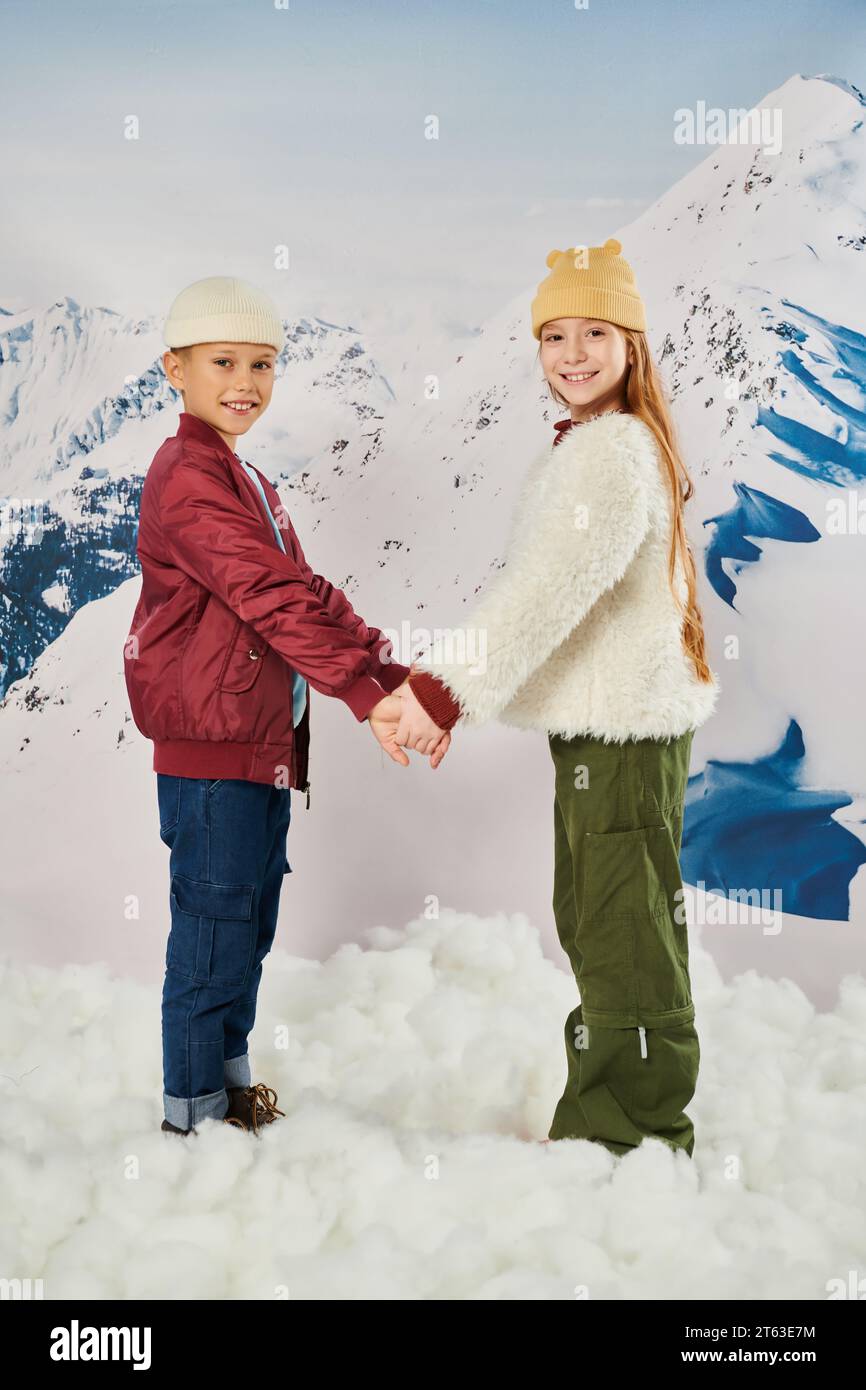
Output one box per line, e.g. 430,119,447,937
394,680,446,756
429,730,451,769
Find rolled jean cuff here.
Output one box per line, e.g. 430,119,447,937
224,1053,251,1089
164,1086,227,1130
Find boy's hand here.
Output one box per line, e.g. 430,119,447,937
366,693,453,770
367,695,411,766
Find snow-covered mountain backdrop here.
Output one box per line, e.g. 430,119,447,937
1,73,864,1006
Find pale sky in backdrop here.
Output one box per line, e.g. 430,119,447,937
4,0,865,342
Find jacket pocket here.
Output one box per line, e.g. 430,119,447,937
168,873,256,986
577,824,693,1025
218,617,268,693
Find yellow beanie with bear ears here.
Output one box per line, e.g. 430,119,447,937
531,237,647,339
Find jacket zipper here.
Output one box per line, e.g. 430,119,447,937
238,459,309,811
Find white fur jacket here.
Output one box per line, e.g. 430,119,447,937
410,409,720,742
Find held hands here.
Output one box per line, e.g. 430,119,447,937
367,681,452,770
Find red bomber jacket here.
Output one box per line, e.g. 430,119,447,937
124,411,411,793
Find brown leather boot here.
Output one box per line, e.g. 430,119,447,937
161,1118,190,1135
225,1083,285,1134
160,1116,246,1136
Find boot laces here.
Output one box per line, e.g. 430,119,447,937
247,1083,285,1132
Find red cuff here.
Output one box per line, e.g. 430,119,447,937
373,657,412,694
339,672,391,721
408,672,462,731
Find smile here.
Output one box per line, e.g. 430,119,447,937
560,372,598,384
222,402,257,414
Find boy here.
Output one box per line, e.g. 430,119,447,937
124,276,449,1136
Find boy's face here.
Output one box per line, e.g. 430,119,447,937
162,342,278,451
539,317,632,418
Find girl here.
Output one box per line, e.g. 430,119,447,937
398,239,720,1157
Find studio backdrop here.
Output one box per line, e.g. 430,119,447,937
1,7,863,1018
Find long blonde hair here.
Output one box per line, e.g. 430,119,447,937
539,329,713,684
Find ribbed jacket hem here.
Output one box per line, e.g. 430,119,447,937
153,739,300,788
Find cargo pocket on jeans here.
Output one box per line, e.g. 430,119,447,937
577,824,693,1027
168,873,256,987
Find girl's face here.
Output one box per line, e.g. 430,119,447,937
539,317,633,420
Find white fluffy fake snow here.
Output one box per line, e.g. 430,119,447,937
1,909,864,1300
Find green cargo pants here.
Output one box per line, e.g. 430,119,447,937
547,729,699,1158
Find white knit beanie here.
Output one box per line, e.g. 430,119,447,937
164,276,285,353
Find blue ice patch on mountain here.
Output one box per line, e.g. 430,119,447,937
682,719,864,922
703,482,820,607
757,302,866,486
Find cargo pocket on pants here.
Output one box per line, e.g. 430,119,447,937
168,874,256,987
577,824,694,1029
631,1018,700,1155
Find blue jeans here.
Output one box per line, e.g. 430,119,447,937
156,775,292,1129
